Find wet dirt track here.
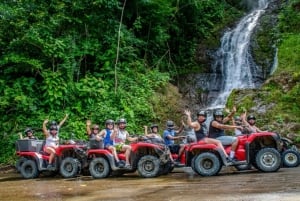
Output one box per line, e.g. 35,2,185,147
1,166,300,201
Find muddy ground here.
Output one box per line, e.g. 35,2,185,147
0,166,300,201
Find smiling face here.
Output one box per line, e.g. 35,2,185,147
248,118,256,126
106,123,114,130
50,127,58,135
92,125,100,133
118,122,126,130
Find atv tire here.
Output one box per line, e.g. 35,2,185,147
20,160,39,179
60,157,79,178
89,157,110,179
159,160,173,175
137,155,160,178
193,152,221,176
16,157,27,173
282,149,300,168
255,148,281,172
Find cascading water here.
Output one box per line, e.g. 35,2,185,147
207,0,271,110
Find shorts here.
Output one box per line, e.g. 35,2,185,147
115,143,124,152
105,143,114,149
168,144,180,154
216,136,237,146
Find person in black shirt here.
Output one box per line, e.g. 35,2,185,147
208,107,243,162
184,109,229,159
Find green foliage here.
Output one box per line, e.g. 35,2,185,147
278,0,300,34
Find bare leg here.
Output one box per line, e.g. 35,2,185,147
108,146,119,162
231,139,238,151
122,144,131,165
178,144,185,160
46,147,56,164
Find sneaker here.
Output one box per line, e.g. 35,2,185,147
116,161,124,168
227,157,238,164
124,164,132,169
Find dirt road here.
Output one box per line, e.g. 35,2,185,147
0,166,300,201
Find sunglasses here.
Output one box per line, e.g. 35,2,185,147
93,128,99,130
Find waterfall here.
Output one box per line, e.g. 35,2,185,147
207,0,270,110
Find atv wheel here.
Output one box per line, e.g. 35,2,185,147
137,155,160,178
159,160,173,175
191,157,196,172
255,148,281,172
89,157,110,179
60,157,79,178
20,160,39,179
282,149,300,168
193,152,221,176
16,157,27,173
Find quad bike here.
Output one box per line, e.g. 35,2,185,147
170,132,283,176
87,136,171,179
15,139,87,179
231,135,300,169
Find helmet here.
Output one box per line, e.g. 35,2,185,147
197,110,207,117
151,124,158,129
166,120,174,129
247,115,256,121
150,124,159,132
50,121,57,126
24,127,33,135
117,118,127,124
92,124,100,130
49,125,58,131
105,119,114,125
213,110,224,119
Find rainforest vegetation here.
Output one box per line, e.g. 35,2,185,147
0,0,299,164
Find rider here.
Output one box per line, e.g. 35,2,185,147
163,120,186,163
42,114,69,170
144,124,163,141
114,118,138,169
48,114,69,134
86,120,100,139
181,117,196,143
43,120,59,170
184,109,229,159
243,113,266,133
208,109,243,162
22,127,38,140
98,119,122,167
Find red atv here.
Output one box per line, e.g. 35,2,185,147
87,137,171,179
171,132,283,176
15,139,87,179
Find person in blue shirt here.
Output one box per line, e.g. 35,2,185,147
163,120,186,163
98,119,122,167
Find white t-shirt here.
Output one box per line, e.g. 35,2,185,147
115,129,128,145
